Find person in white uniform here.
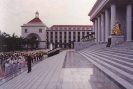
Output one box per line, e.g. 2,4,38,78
4,61,9,76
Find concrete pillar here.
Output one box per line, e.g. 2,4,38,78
48,31,51,49
53,31,55,48
101,13,105,42
111,4,116,30
98,16,101,42
95,19,98,42
57,31,59,43
93,21,95,32
66,31,69,48
85,31,87,37
80,31,82,41
71,32,73,48
76,31,78,42
62,31,64,48
105,9,110,42
93,21,95,41
126,4,132,41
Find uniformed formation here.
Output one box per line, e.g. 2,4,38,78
0,52,44,77
47,48,60,57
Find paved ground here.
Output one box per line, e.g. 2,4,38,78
57,51,94,89
0,51,66,89
0,50,96,89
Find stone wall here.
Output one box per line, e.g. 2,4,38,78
74,42,96,51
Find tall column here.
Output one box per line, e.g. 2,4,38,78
66,31,69,48
57,31,59,43
126,4,132,41
105,9,110,42
76,31,78,42
71,31,73,48
93,21,95,42
95,19,98,42
98,16,101,42
53,31,55,48
48,31,51,49
85,31,87,37
101,13,105,42
93,21,95,32
62,31,64,48
80,31,82,41
111,4,116,30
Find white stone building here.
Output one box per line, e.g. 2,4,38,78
21,12,93,49
89,0,133,42
47,25,93,49
21,11,47,49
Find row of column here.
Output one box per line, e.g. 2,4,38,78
47,31,91,43
93,4,132,42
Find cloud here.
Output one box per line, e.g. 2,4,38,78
1,0,97,36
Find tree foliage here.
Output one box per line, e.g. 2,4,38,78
0,32,39,52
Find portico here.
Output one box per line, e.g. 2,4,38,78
89,0,133,42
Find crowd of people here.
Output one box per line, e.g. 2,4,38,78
47,48,60,57
0,52,44,77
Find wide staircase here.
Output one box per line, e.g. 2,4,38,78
78,42,133,89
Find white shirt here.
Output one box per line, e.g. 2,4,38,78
5,63,9,67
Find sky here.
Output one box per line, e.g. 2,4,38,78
0,0,97,36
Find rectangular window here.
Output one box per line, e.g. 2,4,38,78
25,29,27,33
39,29,42,33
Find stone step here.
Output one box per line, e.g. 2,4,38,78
78,51,133,89
82,50,133,73
88,53,133,75
110,48,133,52
89,49,133,63
80,43,106,53
99,49,133,57
80,52,133,85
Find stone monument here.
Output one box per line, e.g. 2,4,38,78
107,20,124,47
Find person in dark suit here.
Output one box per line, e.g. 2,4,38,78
27,54,32,73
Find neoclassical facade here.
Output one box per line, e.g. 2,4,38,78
21,12,93,49
47,25,93,48
89,0,133,42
